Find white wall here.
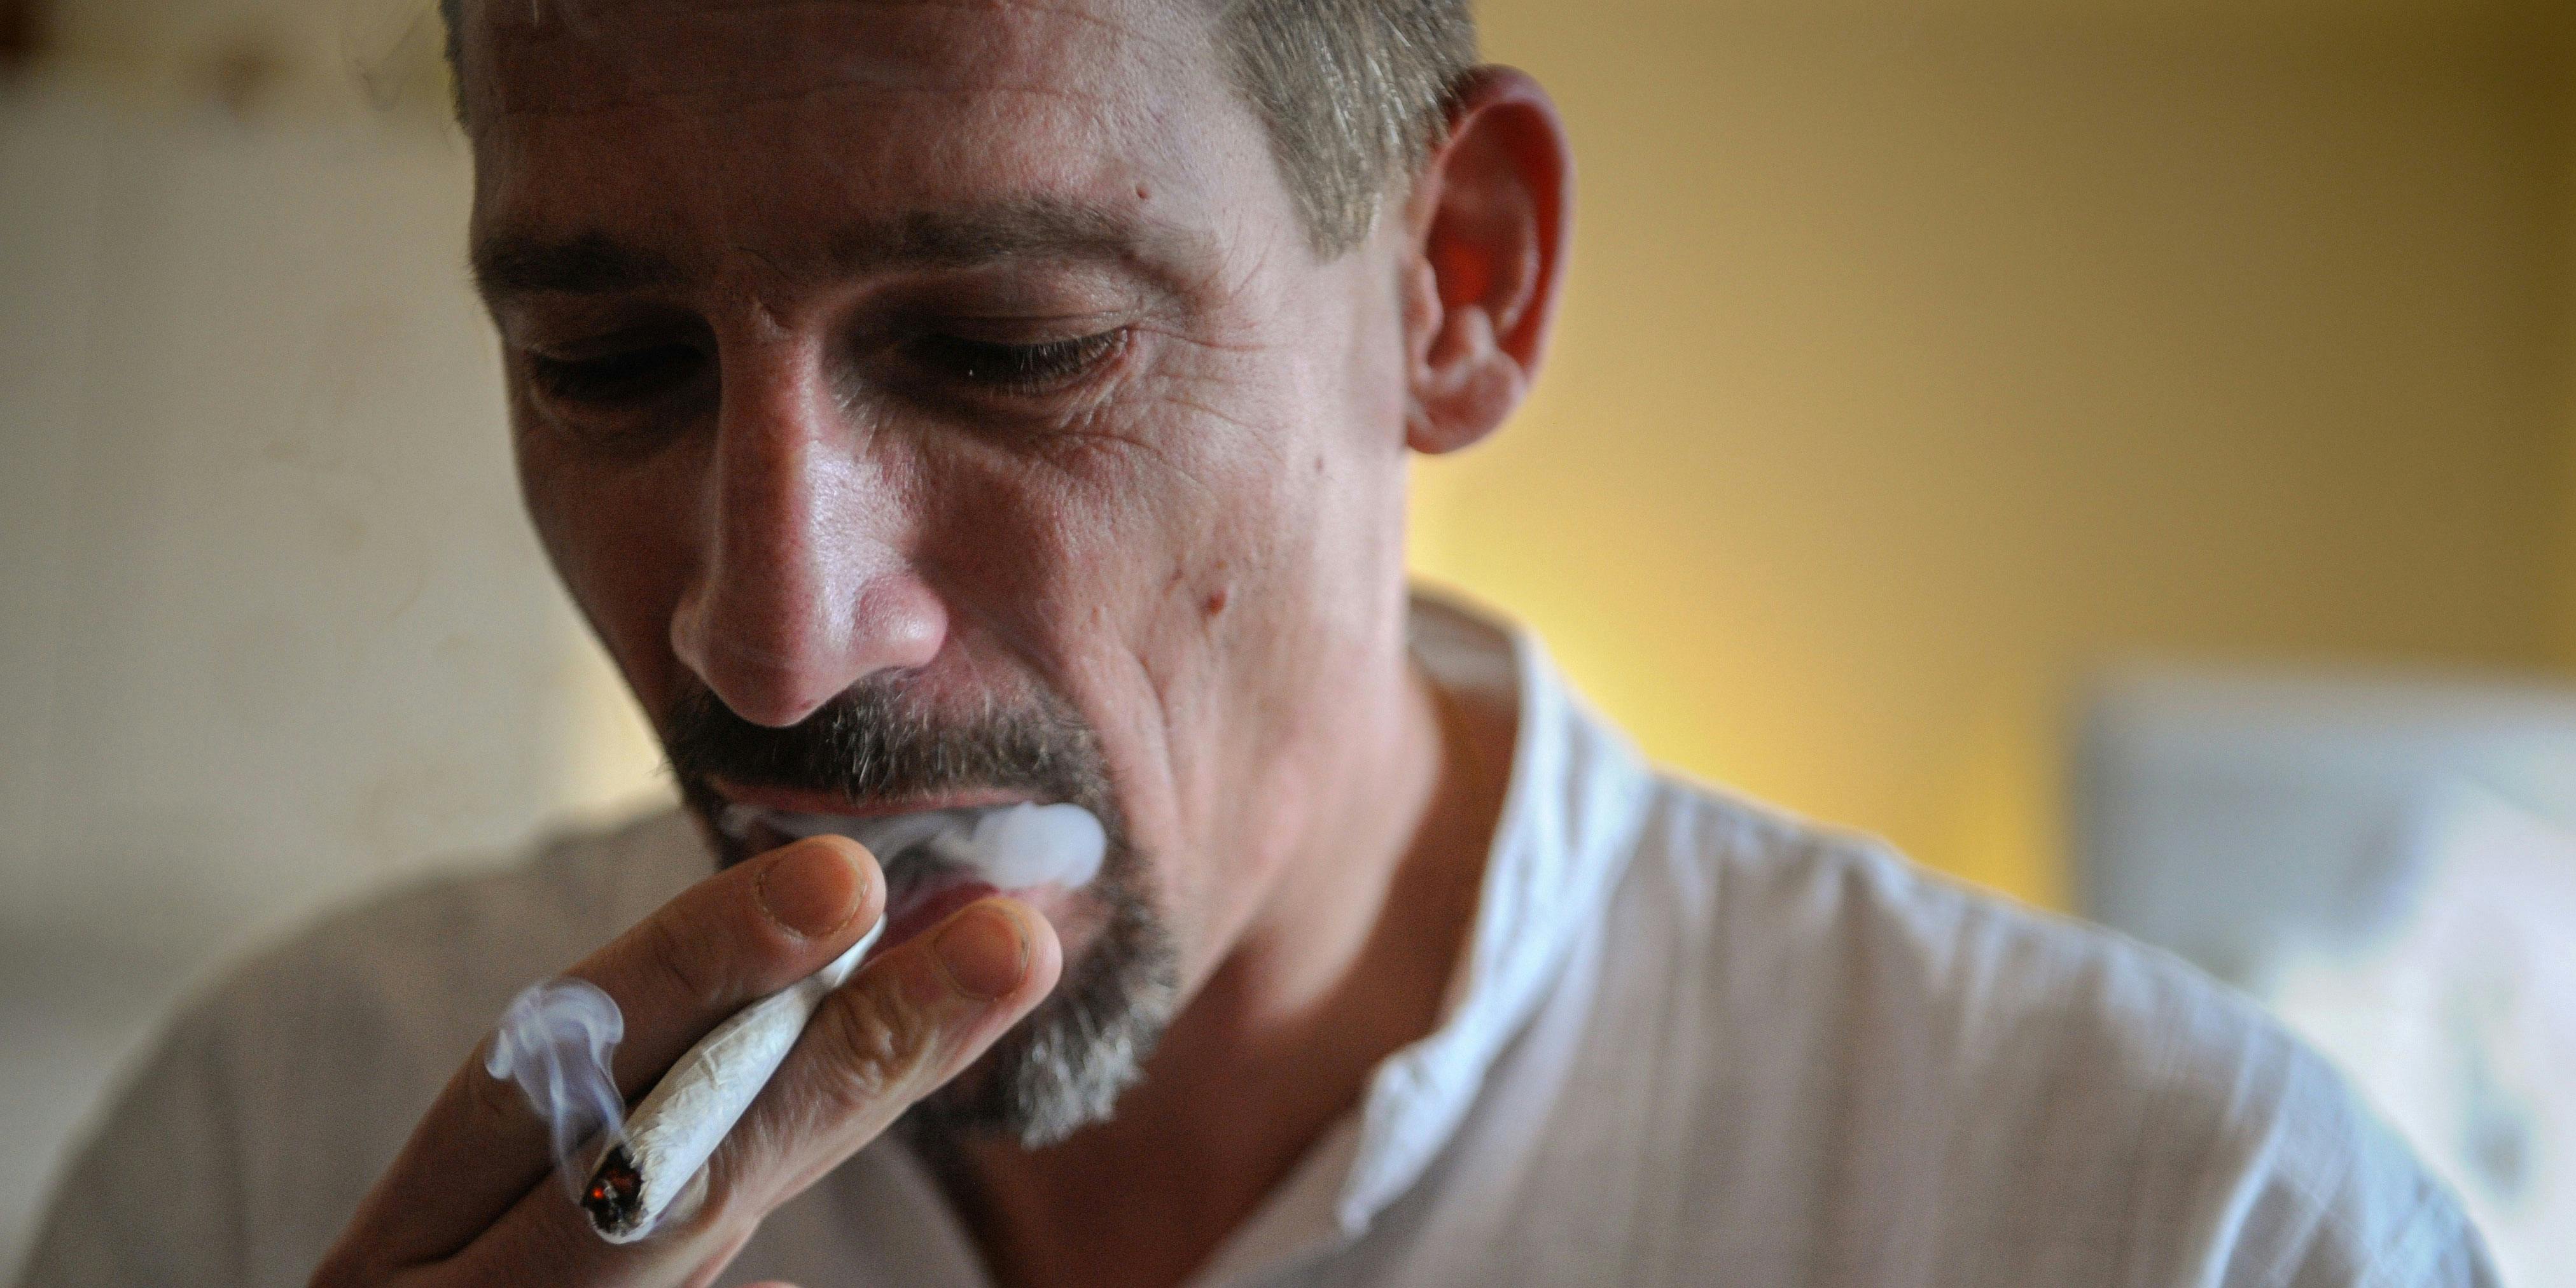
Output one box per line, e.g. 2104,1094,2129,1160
0,74,669,1273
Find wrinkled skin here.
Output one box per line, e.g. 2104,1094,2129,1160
476,0,1424,972
317,0,1570,1284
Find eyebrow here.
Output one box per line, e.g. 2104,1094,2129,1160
473,231,681,297
471,198,1198,300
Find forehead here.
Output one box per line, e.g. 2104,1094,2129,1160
461,0,1259,262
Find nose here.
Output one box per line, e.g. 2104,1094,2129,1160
669,336,947,728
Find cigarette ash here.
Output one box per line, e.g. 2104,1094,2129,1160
582,1144,644,1232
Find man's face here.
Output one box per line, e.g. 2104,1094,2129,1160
464,0,1421,1136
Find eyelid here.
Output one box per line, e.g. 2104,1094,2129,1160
903,309,1134,342
525,325,705,363
946,326,1124,363
522,340,709,411
900,325,1131,396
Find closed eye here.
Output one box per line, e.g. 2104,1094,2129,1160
526,342,707,405
907,329,1127,395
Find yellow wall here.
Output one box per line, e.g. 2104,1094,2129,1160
1419,2,2574,907
2554,6,2576,675
25,0,2575,913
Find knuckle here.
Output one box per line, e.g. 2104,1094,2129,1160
688,1160,765,1238
460,1043,531,1124
811,982,936,1110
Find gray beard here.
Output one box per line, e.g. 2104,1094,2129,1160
901,868,1181,1149
658,675,1178,1147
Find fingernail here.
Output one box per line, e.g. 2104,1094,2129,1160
932,902,1029,1000
756,841,864,939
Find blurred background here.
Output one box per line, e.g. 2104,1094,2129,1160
5,0,2574,1280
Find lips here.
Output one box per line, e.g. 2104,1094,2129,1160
712,780,1034,822
874,872,999,962
720,797,1107,959
732,807,997,960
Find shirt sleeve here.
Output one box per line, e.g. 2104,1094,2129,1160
16,1000,251,1288
2183,1027,2505,1288
2248,1176,2501,1288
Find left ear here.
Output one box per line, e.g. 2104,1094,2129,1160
1401,66,1574,456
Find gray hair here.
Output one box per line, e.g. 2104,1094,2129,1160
436,0,1477,255
1216,0,1478,251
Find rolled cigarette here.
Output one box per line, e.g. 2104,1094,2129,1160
579,802,1106,1242
580,921,881,1240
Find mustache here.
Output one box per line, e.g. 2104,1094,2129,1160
662,678,1118,845
661,676,1174,1146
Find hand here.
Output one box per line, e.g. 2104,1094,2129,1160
312,836,1062,1287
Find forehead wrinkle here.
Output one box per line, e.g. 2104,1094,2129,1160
489,67,1135,125
499,0,1191,52
472,198,1216,302
793,0,1185,46
827,197,1197,276
475,0,1206,123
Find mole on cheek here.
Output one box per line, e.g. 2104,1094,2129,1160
1202,585,1230,619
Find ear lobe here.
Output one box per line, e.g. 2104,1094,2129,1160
1410,305,1528,454
1403,67,1573,458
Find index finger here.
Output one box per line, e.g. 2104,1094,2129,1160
317,836,885,1278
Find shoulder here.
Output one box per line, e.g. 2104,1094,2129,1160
191,808,700,1102
1621,773,2306,1075
21,808,705,1288
1627,779,2236,1049
1582,776,2493,1283
214,807,700,1026
196,806,702,1147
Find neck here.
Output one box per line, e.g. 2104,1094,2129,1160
947,648,1512,1288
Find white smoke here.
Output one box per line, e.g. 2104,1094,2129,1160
485,977,626,1195
728,801,1108,892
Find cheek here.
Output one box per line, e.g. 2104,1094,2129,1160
1084,353,1363,811
918,392,1276,725
909,363,1298,841
513,408,705,722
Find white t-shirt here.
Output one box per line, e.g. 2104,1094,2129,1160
22,598,2496,1287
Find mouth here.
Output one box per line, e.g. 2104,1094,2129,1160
874,874,1004,960
711,780,1037,822
712,791,1106,961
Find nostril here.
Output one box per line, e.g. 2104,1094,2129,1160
716,685,828,731
696,651,845,729
669,608,825,729
857,581,948,674
668,579,948,730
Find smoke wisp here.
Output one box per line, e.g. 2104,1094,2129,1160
485,976,627,1193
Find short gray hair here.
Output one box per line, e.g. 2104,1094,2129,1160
437,0,1477,255
1215,0,1477,251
